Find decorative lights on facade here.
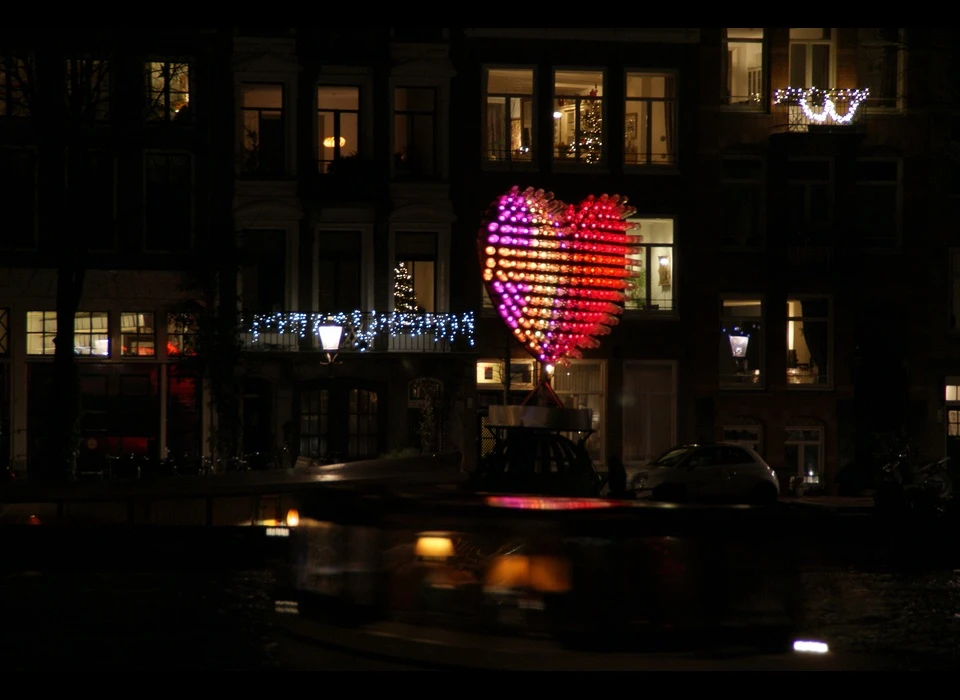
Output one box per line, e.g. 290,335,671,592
246,311,475,348
478,185,639,367
773,87,870,125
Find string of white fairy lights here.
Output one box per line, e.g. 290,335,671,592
247,311,476,348
773,87,870,125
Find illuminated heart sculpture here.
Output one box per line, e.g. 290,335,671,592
479,185,638,366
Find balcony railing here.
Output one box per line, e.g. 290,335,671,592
772,87,869,134
240,310,476,354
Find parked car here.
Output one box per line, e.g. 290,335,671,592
629,442,780,505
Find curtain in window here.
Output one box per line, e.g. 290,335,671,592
800,300,829,383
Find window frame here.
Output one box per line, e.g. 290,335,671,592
238,80,287,177
0,54,33,117
723,424,764,456
25,311,111,357
719,296,766,390
166,313,199,358
854,157,902,249
0,145,38,249
120,312,157,358
786,295,833,390
553,68,606,168
786,156,834,242
721,28,766,110
552,358,606,467
67,147,117,251
64,57,111,123
788,28,837,89
482,65,537,169
623,70,678,168
317,83,361,173
315,224,373,314
388,225,449,314
145,59,191,122
391,84,439,179
784,425,825,484
621,359,678,467
719,155,765,249
623,216,676,315
857,28,904,112
143,150,195,253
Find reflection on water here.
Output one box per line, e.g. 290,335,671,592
798,566,960,671
2,565,959,670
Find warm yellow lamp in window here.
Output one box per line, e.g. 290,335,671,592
323,136,346,148
415,534,454,561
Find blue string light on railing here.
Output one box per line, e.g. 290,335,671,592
247,311,476,349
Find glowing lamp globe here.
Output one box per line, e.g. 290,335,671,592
478,185,638,367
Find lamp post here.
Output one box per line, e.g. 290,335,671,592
318,323,343,365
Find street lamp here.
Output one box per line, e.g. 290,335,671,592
318,323,343,365
728,333,749,375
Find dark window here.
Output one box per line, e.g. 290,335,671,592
318,231,362,312
145,153,192,251
241,83,285,176
394,87,436,178
70,149,115,250
65,58,110,122
0,54,33,117
854,159,900,247
857,28,901,109
0,147,36,248
719,157,764,247
240,229,286,314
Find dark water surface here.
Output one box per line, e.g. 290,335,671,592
3,563,959,671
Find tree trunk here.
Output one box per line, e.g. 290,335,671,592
47,262,84,481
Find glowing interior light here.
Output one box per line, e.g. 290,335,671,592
323,136,346,148
793,640,829,654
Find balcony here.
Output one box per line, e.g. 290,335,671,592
772,87,869,134
240,310,476,354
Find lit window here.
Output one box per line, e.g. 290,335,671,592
26,311,56,355
484,67,534,164
553,360,604,465
554,69,604,165
121,313,156,357
785,427,823,484
949,410,960,437
394,231,437,313
26,311,109,356
65,59,110,121
241,83,285,176
720,299,764,388
74,312,110,356
625,218,674,312
317,85,359,173
722,29,765,108
394,86,437,178
625,72,676,166
146,61,190,121
787,298,831,386
166,314,198,356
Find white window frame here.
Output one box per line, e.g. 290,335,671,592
788,28,836,89
624,216,676,315
553,68,606,168
315,68,373,171
623,70,678,168
784,425,824,483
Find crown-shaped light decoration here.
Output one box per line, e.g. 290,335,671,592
773,87,870,125
479,185,638,366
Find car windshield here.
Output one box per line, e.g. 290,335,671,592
649,446,697,467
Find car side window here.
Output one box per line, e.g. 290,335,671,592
687,447,717,467
720,446,751,465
